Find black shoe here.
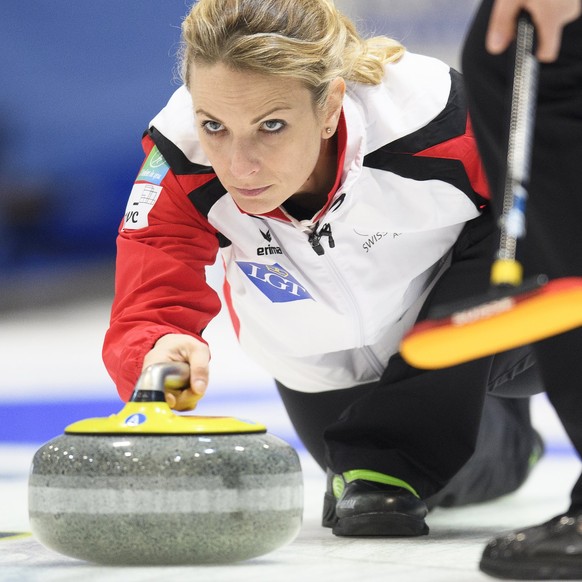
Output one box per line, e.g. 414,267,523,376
480,513,582,580
322,469,340,529
324,475,429,537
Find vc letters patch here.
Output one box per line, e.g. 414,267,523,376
122,183,162,230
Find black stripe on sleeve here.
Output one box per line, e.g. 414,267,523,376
187,176,228,219
363,70,482,206
147,127,232,247
147,127,215,176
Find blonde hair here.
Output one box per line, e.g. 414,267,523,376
180,0,405,107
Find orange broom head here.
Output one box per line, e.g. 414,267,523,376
400,277,582,369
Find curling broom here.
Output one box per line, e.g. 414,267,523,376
400,14,582,370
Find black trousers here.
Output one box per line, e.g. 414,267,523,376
278,380,538,508
462,1,582,512
277,208,543,504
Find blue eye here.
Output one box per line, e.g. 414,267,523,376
261,120,285,133
201,120,224,134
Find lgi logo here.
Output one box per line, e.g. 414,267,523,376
236,262,313,303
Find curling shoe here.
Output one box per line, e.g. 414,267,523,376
322,470,429,537
480,513,582,580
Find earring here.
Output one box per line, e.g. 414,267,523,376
326,127,332,134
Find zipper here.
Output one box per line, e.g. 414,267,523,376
308,222,335,255
299,219,385,377
314,243,384,378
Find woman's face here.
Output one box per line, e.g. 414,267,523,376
189,62,342,215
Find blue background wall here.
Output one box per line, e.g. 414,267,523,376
0,1,189,273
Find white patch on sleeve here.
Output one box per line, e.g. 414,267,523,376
122,183,163,230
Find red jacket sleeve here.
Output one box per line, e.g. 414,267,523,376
102,137,222,401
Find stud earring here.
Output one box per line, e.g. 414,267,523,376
326,127,332,134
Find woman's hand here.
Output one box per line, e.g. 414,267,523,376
142,334,210,411
486,0,581,62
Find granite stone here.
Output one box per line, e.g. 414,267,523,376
29,432,303,565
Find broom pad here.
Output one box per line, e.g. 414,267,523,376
400,277,582,369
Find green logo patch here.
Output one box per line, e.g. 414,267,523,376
136,146,170,185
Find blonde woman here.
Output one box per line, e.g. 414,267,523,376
104,0,543,537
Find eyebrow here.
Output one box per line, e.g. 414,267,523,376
195,106,293,125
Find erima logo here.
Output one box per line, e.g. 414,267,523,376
257,229,283,256
236,262,313,303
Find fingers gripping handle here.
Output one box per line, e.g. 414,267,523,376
130,362,191,402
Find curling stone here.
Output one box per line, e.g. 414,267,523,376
28,362,303,565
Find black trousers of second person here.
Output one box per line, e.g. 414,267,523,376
462,0,582,512
277,206,543,503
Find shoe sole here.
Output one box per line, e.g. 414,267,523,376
480,557,582,580
332,511,429,537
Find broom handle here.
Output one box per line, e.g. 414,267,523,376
492,13,539,285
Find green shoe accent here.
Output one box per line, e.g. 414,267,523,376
528,432,544,469
342,469,420,499
332,474,345,499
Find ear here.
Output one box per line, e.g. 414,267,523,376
321,77,346,138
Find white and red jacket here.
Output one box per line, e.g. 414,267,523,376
103,52,489,401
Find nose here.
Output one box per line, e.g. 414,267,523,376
229,138,260,178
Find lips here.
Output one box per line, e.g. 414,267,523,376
233,186,270,197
